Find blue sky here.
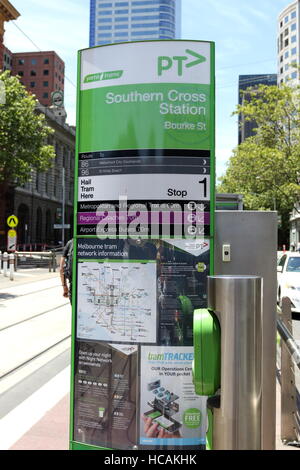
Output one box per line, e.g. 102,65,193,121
3,0,291,177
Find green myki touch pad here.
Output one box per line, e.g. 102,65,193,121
193,309,221,396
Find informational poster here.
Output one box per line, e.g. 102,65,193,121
73,341,138,449
77,260,157,343
71,40,215,451
140,346,207,448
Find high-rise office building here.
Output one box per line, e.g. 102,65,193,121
89,0,181,47
278,2,300,249
278,0,300,85
238,74,277,144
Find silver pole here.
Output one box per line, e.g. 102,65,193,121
9,254,14,281
207,275,263,450
62,167,65,247
3,252,8,277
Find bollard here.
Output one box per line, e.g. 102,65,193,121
3,252,8,277
0,250,2,274
9,254,15,281
207,275,263,450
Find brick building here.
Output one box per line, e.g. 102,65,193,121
11,51,65,107
0,1,76,249
0,0,19,70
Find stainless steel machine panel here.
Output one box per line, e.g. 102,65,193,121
214,211,277,450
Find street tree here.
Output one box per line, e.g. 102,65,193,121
218,82,300,245
0,70,56,241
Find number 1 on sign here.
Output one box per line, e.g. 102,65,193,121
199,177,208,199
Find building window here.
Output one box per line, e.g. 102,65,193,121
98,25,112,30
43,70,49,75
115,9,129,14
292,47,297,55
285,38,289,47
30,82,35,88
115,24,129,29
43,81,49,87
31,58,37,65
132,8,159,13
132,0,161,4
291,11,297,19
116,1,129,5
291,23,297,31
132,23,159,28
131,30,158,36
285,15,289,23
18,71,24,76
291,71,297,79
30,70,36,76
98,33,112,38
44,58,49,64
18,59,25,65
132,15,159,20
43,92,49,98
115,32,128,37
291,35,297,43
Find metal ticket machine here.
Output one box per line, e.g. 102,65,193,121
193,211,277,450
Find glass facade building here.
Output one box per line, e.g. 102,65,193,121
278,0,300,84
89,0,181,47
238,74,277,144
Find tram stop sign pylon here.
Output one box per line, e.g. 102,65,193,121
70,40,215,451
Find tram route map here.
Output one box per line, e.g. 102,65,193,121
77,261,157,343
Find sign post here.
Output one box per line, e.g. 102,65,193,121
70,40,215,451
7,215,18,252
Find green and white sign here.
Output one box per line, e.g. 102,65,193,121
79,41,212,153
70,40,215,451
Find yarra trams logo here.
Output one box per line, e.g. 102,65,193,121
158,49,207,77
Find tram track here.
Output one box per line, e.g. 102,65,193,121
0,334,71,383
0,283,61,303
0,302,70,332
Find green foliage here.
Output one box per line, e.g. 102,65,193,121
219,82,300,214
0,70,55,185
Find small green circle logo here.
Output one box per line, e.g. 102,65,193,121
183,408,202,429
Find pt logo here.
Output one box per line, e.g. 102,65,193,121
158,49,206,76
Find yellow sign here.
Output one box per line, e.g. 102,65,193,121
7,215,18,228
8,229,17,238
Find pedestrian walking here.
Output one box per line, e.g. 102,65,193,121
60,238,73,303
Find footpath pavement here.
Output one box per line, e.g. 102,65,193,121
0,267,59,289
0,268,299,451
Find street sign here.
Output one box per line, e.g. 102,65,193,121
7,229,17,251
54,224,70,229
7,214,18,228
